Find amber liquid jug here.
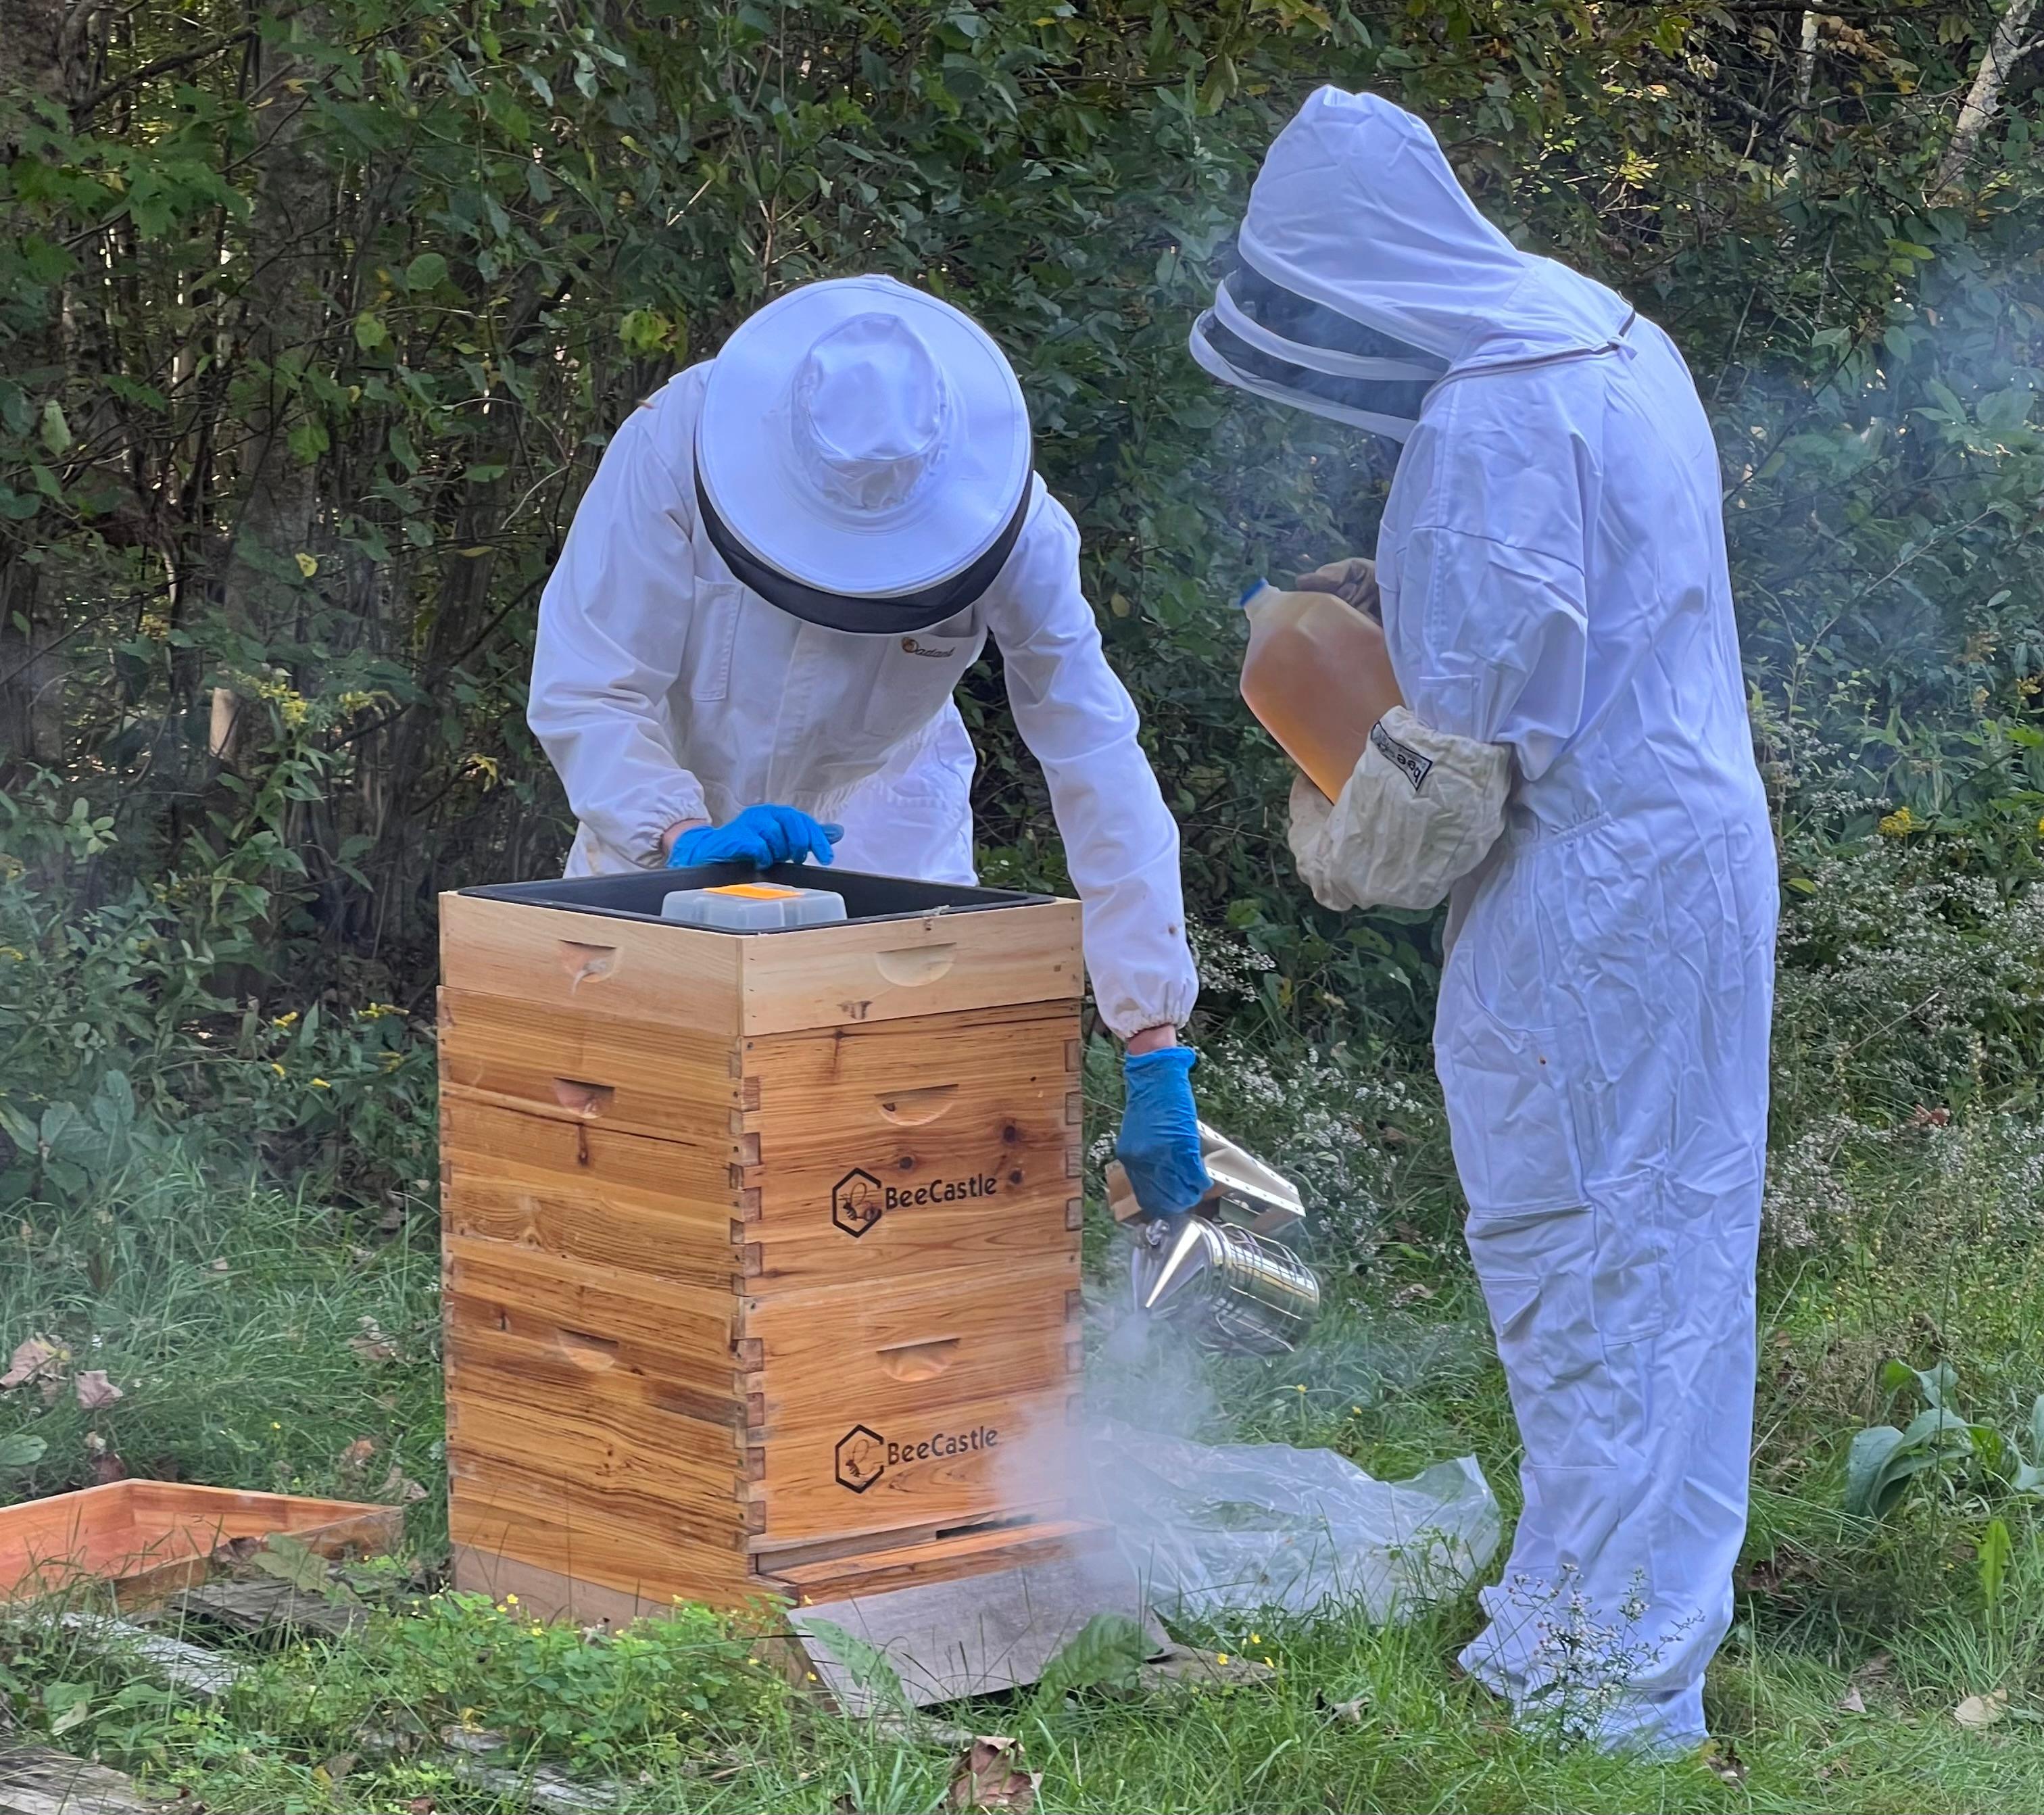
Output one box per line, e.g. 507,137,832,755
1237,579,1405,800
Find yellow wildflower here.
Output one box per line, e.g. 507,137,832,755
310,1078,331,1089
1876,806,1917,838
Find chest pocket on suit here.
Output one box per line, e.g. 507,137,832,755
860,612,986,737
685,578,744,702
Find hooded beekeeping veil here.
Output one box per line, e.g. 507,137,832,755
696,275,1034,634
1192,88,1634,438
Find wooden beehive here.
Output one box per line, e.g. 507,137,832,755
435,868,1096,1624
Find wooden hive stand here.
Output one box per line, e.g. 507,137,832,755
436,871,1135,1699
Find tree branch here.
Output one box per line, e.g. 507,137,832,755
1930,0,2041,196
1652,57,1823,148
72,27,253,116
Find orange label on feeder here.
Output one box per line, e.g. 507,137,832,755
706,883,804,899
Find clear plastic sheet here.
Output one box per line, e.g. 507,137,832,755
1084,1420,1501,1622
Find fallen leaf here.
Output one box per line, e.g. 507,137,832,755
376,1461,425,1501
1,1336,63,1390
250,1533,330,1593
1327,1695,1371,1725
74,1370,124,1409
1700,1737,1747,1784
1955,1690,2008,1729
948,1736,1038,1813
406,1800,437,1815
1743,1557,1784,1594
1853,1651,1894,1685
313,1751,357,1783
339,1436,378,1474
1836,1686,1866,1714
89,1451,127,1485
1390,1282,1436,1307
1136,1643,1277,1693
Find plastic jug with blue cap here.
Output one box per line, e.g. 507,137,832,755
1237,577,1403,800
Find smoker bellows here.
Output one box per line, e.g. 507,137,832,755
434,863,1101,1622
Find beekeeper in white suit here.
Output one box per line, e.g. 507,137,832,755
529,276,1213,1218
1194,89,1777,1751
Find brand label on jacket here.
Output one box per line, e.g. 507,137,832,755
834,1421,1000,1492
1371,719,1433,794
831,1165,1010,1238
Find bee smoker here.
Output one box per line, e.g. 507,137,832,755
1106,1123,1323,1357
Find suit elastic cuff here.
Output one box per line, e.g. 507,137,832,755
1097,980,1198,1044
620,782,709,868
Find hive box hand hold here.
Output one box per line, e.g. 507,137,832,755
437,865,1119,1683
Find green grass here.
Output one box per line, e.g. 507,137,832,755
0,1148,442,1530
5,1107,2044,1812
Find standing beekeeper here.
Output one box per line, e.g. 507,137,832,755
1193,89,1777,1751
528,274,1211,1218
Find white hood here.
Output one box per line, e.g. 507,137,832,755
1236,87,1632,378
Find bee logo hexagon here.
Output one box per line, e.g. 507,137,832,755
831,1167,883,1238
835,1424,887,1493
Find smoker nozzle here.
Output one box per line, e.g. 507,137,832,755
1137,1214,1219,1315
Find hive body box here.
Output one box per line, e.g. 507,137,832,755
436,869,1094,1622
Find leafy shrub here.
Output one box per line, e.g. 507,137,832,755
1844,1360,2044,1522
0,781,435,1209
1773,833,2044,1127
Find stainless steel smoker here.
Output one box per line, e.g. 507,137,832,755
1106,1123,1323,1356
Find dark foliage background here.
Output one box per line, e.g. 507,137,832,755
4,0,2043,1198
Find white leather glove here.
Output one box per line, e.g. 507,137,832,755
1287,706,1511,912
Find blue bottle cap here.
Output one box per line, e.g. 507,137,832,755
1236,578,1270,610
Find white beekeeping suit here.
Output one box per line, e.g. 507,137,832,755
1196,89,1778,1751
527,276,1198,1043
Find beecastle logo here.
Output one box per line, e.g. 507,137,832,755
830,1165,1006,1236
833,1421,1001,1492
831,1169,883,1238
884,1171,999,1209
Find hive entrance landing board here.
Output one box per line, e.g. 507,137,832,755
787,1541,1161,1714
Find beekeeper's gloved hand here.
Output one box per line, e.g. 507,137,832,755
667,804,843,869
1117,1047,1213,1219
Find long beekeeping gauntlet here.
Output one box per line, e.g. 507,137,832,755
1286,706,1511,913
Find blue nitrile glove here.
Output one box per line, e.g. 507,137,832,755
666,804,844,869
1116,1047,1213,1218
